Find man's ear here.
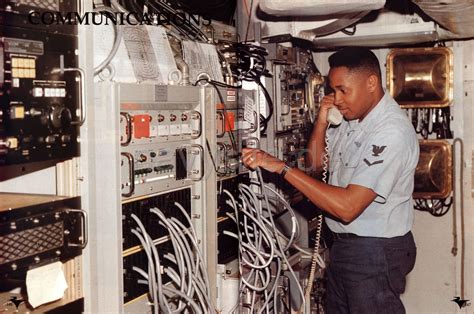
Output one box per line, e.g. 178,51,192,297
366,74,378,92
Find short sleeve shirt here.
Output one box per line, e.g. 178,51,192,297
325,92,419,237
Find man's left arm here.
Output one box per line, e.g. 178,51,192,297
242,128,410,223
242,148,377,223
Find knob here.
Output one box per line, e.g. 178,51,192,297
150,152,157,158
139,154,147,162
50,106,72,129
157,114,165,122
45,135,56,144
61,135,71,143
181,113,188,121
169,114,177,122
29,108,42,117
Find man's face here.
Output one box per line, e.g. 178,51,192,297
328,66,372,121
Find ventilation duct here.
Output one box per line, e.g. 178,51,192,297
259,0,385,16
412,0,474,38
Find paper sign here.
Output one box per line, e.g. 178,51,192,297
26,262,68,308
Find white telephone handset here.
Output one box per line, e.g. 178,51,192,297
327,107,343,126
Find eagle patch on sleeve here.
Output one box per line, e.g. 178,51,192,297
363,144,386,167
371,145,386,157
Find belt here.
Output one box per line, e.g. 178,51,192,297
331,231,413,241
332,232,361,240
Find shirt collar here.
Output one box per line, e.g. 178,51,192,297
349,92,391,133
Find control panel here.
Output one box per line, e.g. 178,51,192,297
118,84,204,200
0,0,81,181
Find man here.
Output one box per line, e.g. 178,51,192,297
242,47,419,313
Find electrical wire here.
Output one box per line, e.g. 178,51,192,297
244,0,254,42
195,79,239,168
223,43,273,135
221,166,307,312
414,198,452,216
257,80,274,136
452,138,465,298
340,25,357,36
130,216,169,313
257,168,306,311
138,0,209,42
129,202,213,313
303,123,331,307
93,4,123,76
223,188,273,309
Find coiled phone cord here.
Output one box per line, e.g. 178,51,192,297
303,123,331,308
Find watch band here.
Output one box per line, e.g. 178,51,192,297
280,164,291,179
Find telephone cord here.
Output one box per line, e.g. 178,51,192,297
303,123,331,306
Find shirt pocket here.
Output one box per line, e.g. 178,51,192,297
337,143,365,186
341,142,365,168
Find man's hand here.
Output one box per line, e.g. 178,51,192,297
316,93,336,127
242,148,286,174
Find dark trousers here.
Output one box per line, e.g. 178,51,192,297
325,232,416,314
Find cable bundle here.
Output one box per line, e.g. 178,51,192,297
130,202,214,314
223,169,313,312
117,0,209,42
229,43,270,82
414,198,453,216
222,43,274,135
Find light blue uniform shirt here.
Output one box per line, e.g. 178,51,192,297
325,92,419,238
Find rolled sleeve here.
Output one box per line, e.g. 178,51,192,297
349,129,407,204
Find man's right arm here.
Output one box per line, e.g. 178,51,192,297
306,93,335,174
307,121,329,174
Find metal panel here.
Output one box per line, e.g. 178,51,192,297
387,47,454,108
414,140,452,199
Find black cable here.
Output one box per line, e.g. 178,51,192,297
205,138,218,171
206,138,229,176
223,43,273,135
340,25,356,36
143,0,209,42
193,78,241,89
195,79,239,153
414,197,452,217
256,80,274,136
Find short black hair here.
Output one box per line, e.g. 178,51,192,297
328,47,381,79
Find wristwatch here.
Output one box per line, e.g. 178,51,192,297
280,164,291,179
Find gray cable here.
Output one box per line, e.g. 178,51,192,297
131,214,170,313
163,287,202,314
452,138,465,298
152,207,213,312
168,218,213,311
93,5,123,76
257,168,306,311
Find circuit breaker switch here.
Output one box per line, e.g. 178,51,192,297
224,112,235,132
133,114,151,139
6,137,18,149
45,136,56,144
60,135,71,143
10,106,25,119
33,87,43,97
